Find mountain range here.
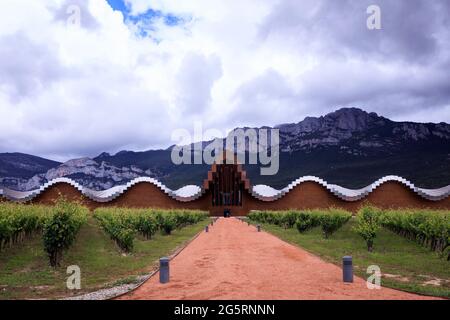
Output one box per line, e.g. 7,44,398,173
1,108,449,191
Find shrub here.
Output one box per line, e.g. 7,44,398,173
295,212,320,233
135,213,158,240
354,206,381,252
318,209,352,239
279,211,299,229
94,208,136,252
115,227,135,252
42,199,88,267
248,211,261,223
160,213,176,235
249,209,351,238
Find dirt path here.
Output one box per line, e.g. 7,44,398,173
120,218,438,300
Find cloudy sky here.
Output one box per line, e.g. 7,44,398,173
0,0,449,161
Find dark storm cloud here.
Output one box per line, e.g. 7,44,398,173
231,58,450,125
228,0,450,124
259,0,450,63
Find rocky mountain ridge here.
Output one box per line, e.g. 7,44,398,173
1,108,449,191
0,157,162,191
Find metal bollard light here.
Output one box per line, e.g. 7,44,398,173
257,225,261,232
160,257,170,284
343,256,353,283
205,225,209,232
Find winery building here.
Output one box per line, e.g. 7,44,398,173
1,155,449,215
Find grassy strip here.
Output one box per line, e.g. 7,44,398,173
0,216,208,300
256,219,449,298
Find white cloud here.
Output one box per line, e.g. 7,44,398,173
0,0,449,160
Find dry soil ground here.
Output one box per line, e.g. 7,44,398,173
120,218,438,300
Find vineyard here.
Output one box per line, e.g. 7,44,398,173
0,202,209,299
1,203,449,299
94,208,208,252
248,208,449,259
0,199,88,267
248,207,450,297
0,203,48,251
0,202,208,261
381,209,449,259
248,209,352,239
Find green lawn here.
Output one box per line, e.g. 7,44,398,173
0,217,207,300
256,218,450,298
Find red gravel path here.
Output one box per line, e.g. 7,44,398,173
120,218,438,300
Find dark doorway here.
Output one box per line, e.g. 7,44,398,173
210,164,244,207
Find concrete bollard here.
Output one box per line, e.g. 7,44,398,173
160,257,170,284
343,256,353,283
205,225,209,233
257,225,261,232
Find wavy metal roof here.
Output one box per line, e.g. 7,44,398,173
0,177,205,203
250,175,450,202
0,176,449,203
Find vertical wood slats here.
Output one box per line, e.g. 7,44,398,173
210,163,244,207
